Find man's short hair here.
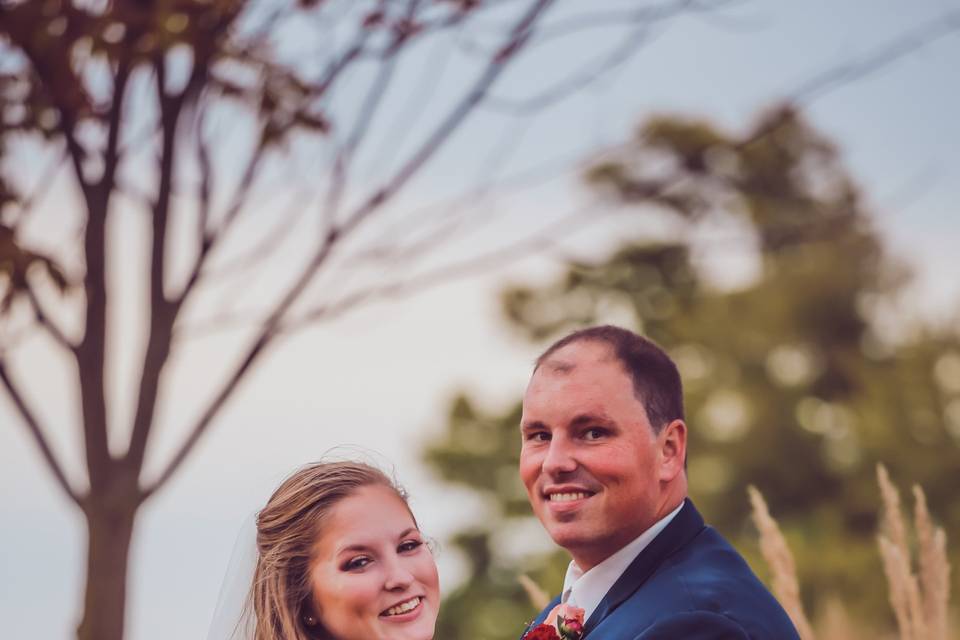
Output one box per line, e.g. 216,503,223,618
535,325,684,433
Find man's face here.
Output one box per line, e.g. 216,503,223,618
519,341,675,570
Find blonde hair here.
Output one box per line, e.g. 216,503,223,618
251,461,406,640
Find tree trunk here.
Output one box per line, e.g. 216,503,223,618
76,499,137,640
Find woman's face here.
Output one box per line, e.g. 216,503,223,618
309,484,440,640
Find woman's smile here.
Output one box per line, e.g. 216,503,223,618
309,484,440,640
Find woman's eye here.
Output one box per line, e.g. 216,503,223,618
344,556,371,571
399,539,423,553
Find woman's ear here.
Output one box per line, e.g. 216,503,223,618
302,601,321,627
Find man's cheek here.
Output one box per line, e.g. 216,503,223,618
518,471,534,496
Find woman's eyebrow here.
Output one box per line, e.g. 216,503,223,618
337,527,419,553
337,542,372,554
396,527,417,540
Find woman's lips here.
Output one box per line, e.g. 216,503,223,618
380,595,424,622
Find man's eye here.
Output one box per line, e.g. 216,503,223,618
399,539,423,553
583,428,606,440
526,431,550,442
343,556,371,571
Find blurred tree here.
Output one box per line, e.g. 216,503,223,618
0,1,718,638
424,106,960,637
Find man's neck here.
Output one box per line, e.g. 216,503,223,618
570,496,686,571
560,501,686,622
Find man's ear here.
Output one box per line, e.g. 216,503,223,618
658,419,687,481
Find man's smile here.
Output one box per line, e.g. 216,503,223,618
549,492,593,502
542,485,599,514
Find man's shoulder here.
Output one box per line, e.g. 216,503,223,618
612,526,800,639
659,523,764,586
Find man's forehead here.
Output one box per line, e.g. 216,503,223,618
540,358,577,375
536,340,617,375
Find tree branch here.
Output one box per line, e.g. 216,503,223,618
100,60,131,194
180,187,311,290
484,2,674,115
284,201,603,330
0,359,81,506
74,59,132,492
143,0,560,499
8,148,69,229
124,62,185,474
196,106,213,244
338,0,558,239
787,9,960,106
173,122,269,308
24,285,76,351
321,51,399,230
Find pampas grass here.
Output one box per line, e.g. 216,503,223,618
816,596,863,640
749,465,953,640
875,464,951,640
518,573,552,611
748,485,816,640
878,534,928,640
912,486,951,640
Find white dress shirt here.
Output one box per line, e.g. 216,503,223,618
560,501,685,623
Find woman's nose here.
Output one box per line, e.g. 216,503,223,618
383,558,415,591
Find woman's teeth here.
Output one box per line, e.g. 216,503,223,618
384,596,421,617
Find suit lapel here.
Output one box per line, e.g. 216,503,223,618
522,595,561,638
581,499,705,637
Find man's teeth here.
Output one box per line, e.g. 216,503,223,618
385,597,421,617
549,492,590,502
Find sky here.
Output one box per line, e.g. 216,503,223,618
2,1,959,638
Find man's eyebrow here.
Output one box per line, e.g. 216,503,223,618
569,412,615,427
521,413,615,432
520,420,548,432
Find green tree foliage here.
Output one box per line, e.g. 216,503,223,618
424,105,960,637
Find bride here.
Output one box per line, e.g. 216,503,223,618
209,461,440,640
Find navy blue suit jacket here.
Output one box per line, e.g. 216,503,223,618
524,500,800,639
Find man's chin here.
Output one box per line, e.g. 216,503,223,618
544,521,597,550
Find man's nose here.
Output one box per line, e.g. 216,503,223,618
542,436,577,476
383,557,415,591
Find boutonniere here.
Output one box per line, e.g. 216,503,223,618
523,603,585,640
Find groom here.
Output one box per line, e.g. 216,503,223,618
519,325,800,639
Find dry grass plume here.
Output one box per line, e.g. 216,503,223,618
518,573,552,611
912,485,951,640
748,485,816,640
875,464,951,640
750,466,952,640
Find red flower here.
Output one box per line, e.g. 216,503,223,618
524,623,561,640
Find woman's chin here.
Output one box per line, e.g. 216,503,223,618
376,614,435,640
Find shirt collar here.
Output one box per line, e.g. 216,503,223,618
560,501,685,623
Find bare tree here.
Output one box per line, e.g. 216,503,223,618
0,0,724,638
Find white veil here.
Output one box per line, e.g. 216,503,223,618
207,511,258,640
